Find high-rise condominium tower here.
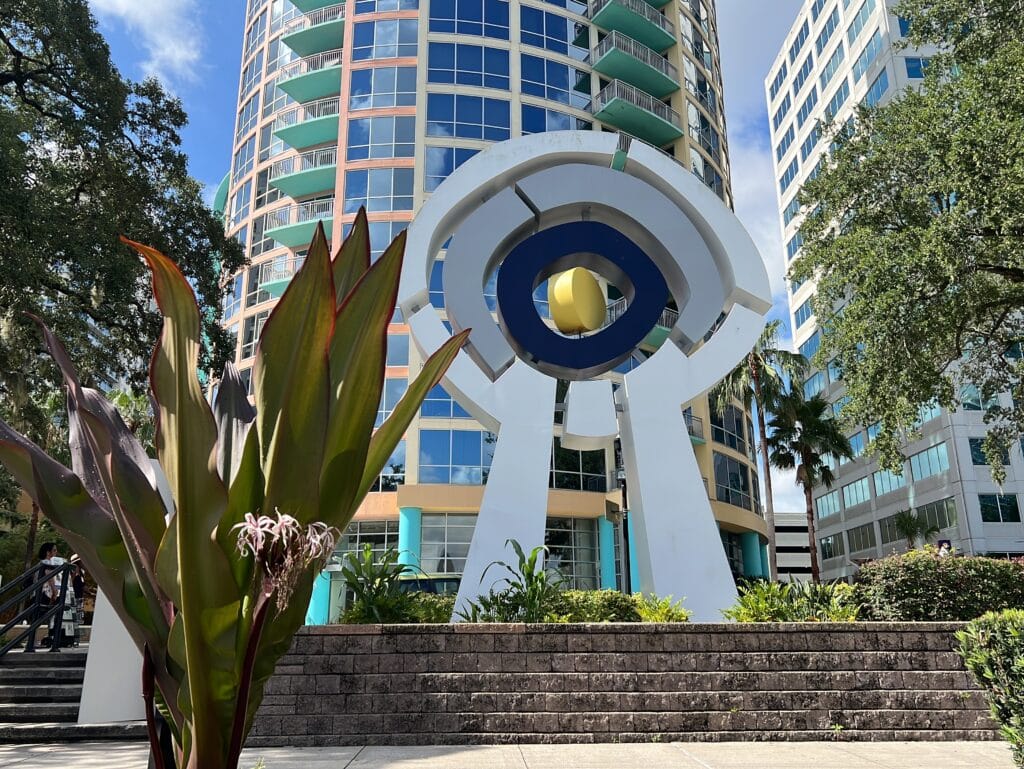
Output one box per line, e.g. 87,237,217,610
768,0,1024,580
218,0,770,618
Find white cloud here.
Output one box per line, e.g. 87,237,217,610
769,467,808,514
89,0,203,86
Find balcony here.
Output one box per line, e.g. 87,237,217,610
263,199,335,248
606,296,679,349
683,411,705,444
281,3,345,57
593,80,683,148
290,0,340,12
257,256,306,299
590,31,679,99
269,147,338,198
273,96,340,150
276,48,343,103
588,0,675,53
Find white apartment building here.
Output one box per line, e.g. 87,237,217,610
766,0,1024,579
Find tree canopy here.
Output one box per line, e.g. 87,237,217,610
791,0,1024,478
0,0,244,438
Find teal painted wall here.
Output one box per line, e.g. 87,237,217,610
598,517,617,590
305,570,331,625
398,506,422,568
741,531,765,579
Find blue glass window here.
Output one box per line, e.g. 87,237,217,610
355,0,417,14
347,116,416,161
521,104,592,134
819,42,845,90
846,0,876,45
421,385,472,418
864,67,889,106
824,78,850,119
800,126,820,162
429,0,510,39
349,67,416,111
377,378,408,426
425,146,480,191
852,28,883,81
799,329,821,359
541,0,586,15
783,196,801,225
786,232,804,260
803,371,825,398
520,7,587,60
905,57,930,79
779,157,799,194
810,0,828,21
428,43,510,89
344,168,415,213
796,86,818,127
794,298,814,328
386,334,409,366
429,259,445,309
426,93,511,140
792,53,815,96
521,54,590,109
772,94,791,132
897,16,911,36
788,19,810,63
768,62,788,102
344,220,410,261
814,7,840,54
352,20,418,61
419,429,496,484
776,125,795,162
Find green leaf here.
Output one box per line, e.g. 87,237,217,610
124,236,238,766
319,228,405,527
214,362,256,486
358,331,469,501
252,223,335,521
332,206,370,306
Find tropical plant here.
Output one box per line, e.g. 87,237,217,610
633,594,692,623
550,589,642,622
891,509,940,551
0,214,466,769
856,548,1024,621
712,319,807,580
956,609,1024,766
338,544,415,624
405,592,457,624
767,391,854,582
722,580,859,622
459,539,566,623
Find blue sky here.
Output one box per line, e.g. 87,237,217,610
88,0,808,509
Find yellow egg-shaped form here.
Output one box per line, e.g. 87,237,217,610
548,267,607,335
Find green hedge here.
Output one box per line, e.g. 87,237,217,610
957,609,1024,766
855,549,1024,621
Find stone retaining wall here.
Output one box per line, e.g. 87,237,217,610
250,623,997,747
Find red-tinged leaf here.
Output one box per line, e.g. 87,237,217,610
332,206,370,307
214,362,256,486
319,229,406,527
358,331,469,501
122,235,238,766
252,223,335,522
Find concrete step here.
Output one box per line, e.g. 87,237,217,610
0,684,82,703
0,720,147,743
0,649,87,667
0,701,79,722
0,665,85,683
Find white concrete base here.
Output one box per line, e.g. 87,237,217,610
77,591,144,724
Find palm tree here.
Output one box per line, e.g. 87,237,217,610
767,390,853,582
892,509,940,551
712,319,807,580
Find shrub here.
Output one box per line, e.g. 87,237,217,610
407,592,457,623
551,589,642,622
722,580,859,622
634,594,692,623
459,540,565,622
956,609,1024,766
338,545,415,623
855,548,1024,621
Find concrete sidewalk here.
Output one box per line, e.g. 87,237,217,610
0,741,1014,768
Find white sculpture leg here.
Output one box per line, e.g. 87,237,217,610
452,366,556,620
619,352,739,622
78,590,144,724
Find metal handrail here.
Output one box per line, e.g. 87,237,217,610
0,561,72,657
274,96,341,130
269,147,338,180
590,31,678,82
263,199,335,230
595,80,681,128
683,412,704,441
589,0,674,35
684,77,718,117
284,2,345,33
278,48,344,80
258,256,306,286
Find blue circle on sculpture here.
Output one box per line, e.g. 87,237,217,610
496,221,670,375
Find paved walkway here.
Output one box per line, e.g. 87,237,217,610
0,741,1014,768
